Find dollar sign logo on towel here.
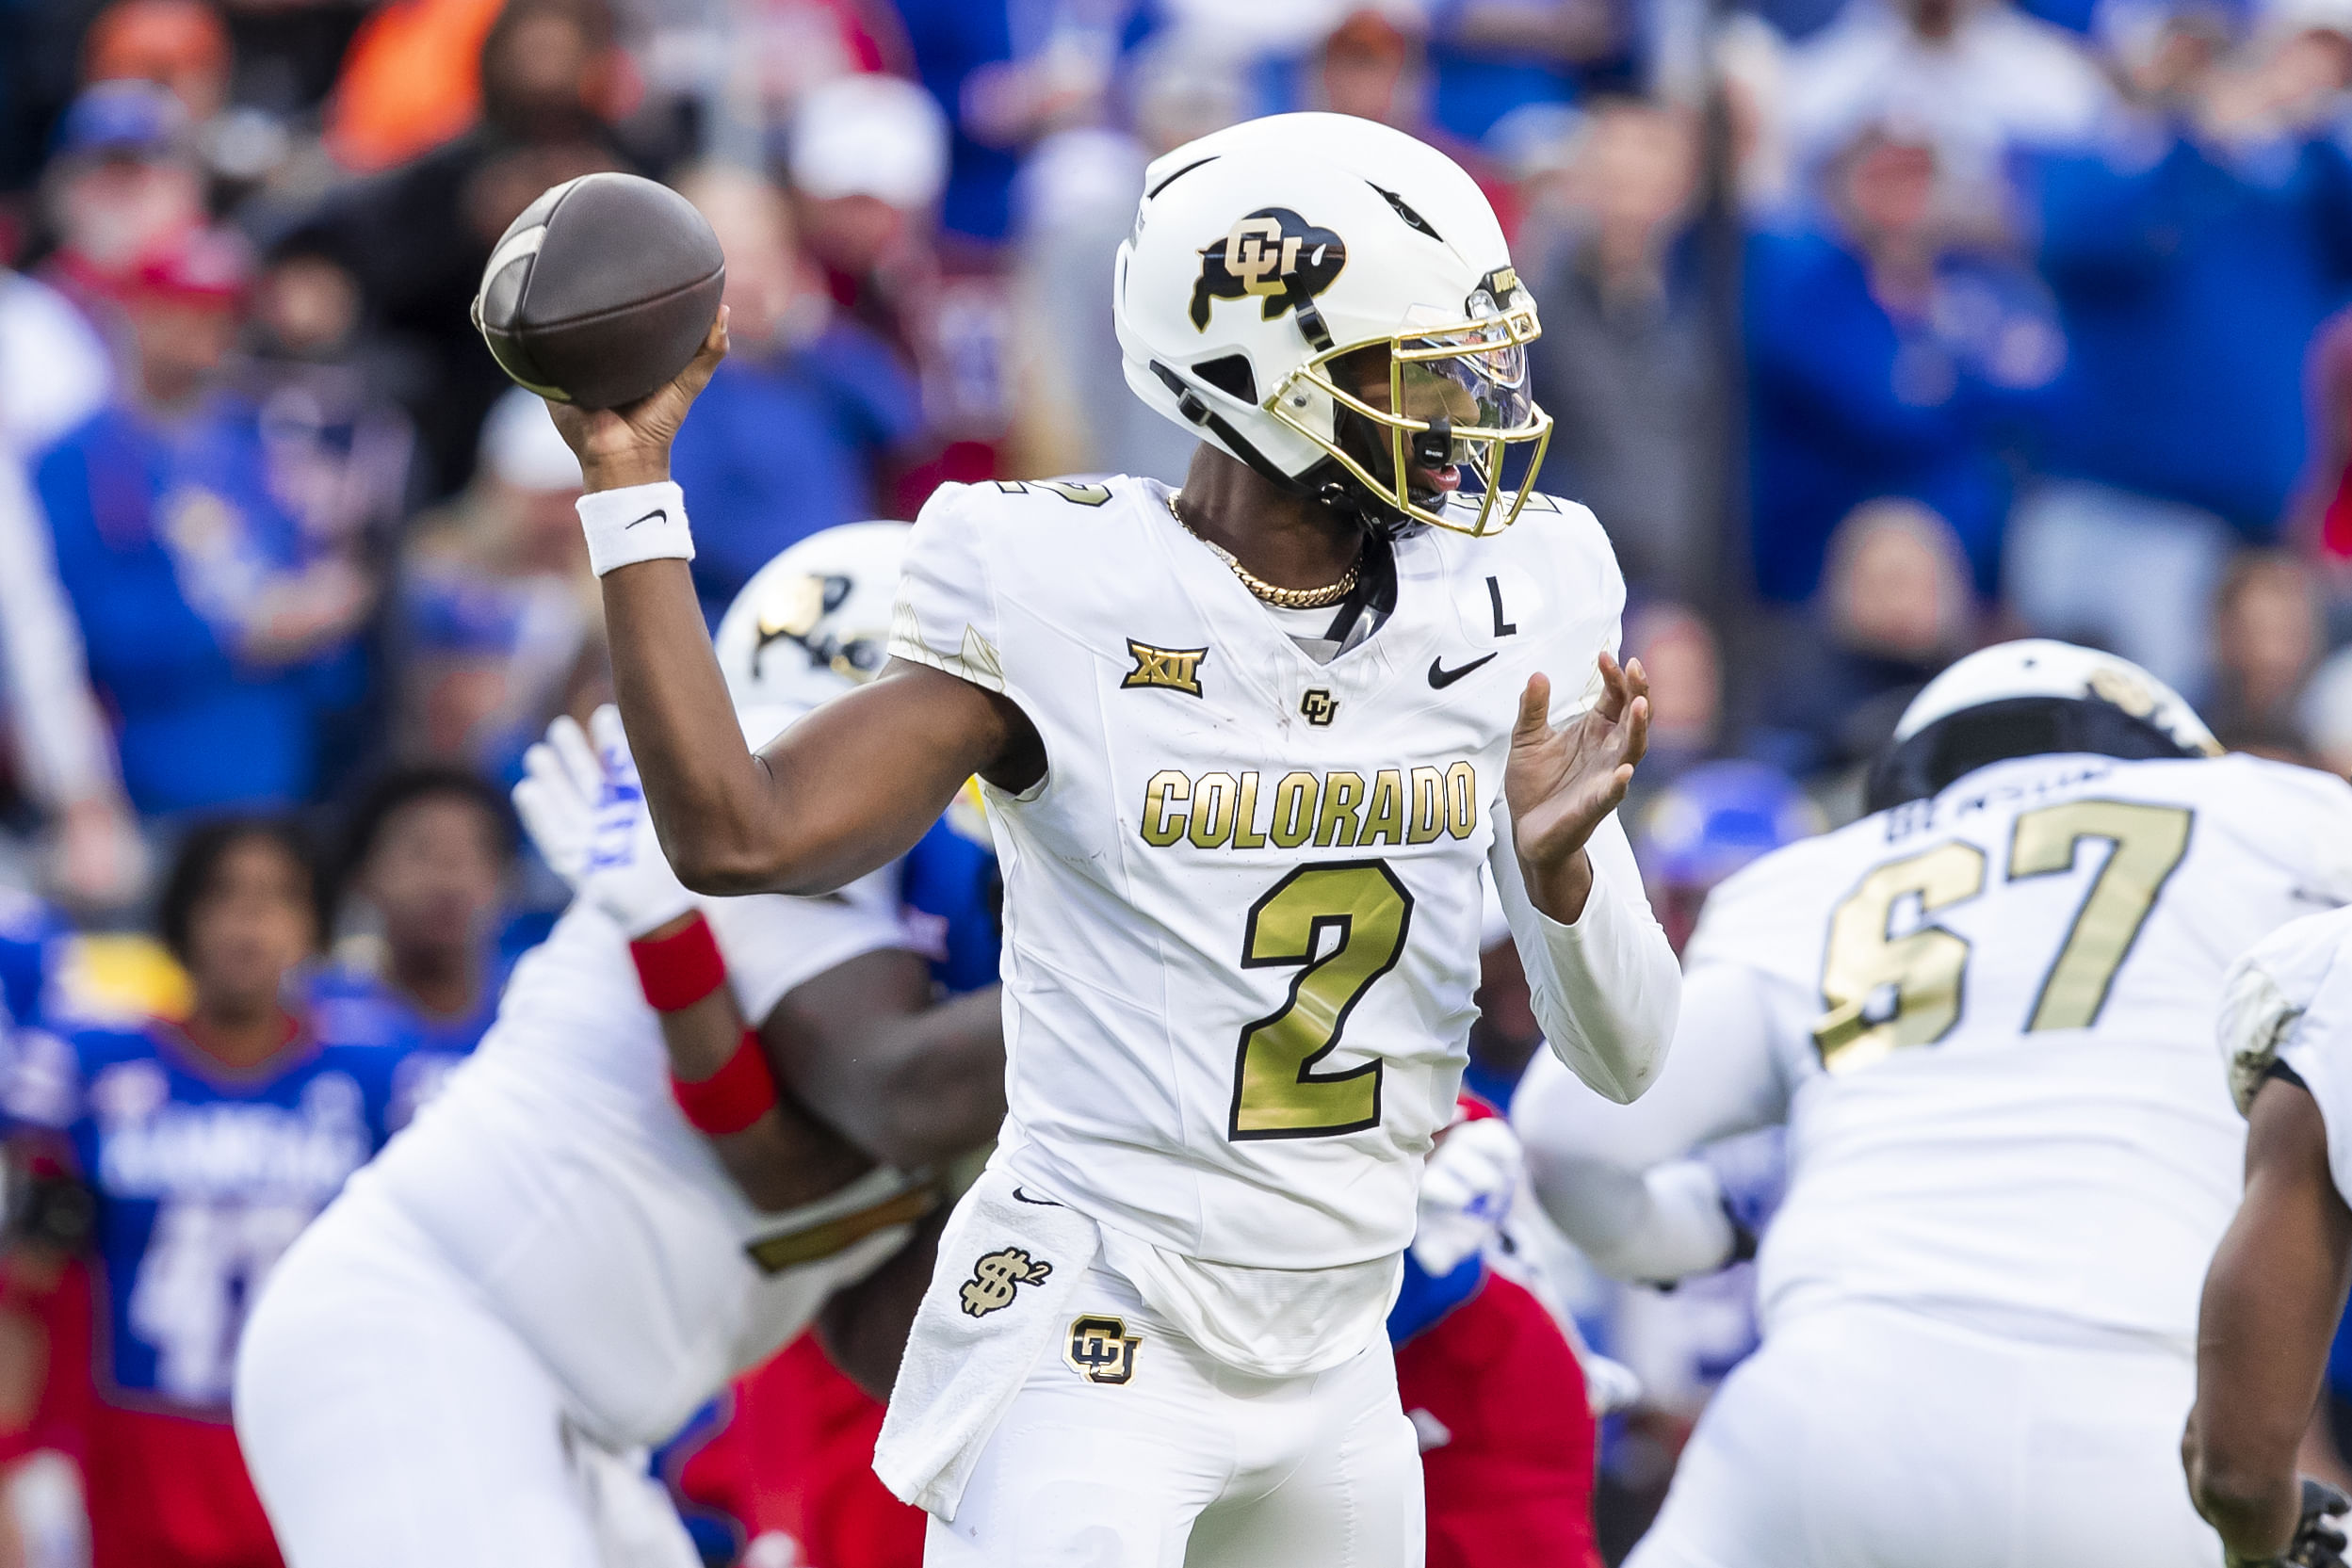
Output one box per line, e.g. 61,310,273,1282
959,1247,1053,1317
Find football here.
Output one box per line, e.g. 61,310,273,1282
471,172,725,410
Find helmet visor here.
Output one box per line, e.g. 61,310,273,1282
1279,300,1552,536
1393,316,1537,445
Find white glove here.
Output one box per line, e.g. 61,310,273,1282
1578,1350,1644,1416
1412,1116,1524,1276
513,705,695,938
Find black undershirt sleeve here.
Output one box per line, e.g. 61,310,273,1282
2268,1057,2311,1093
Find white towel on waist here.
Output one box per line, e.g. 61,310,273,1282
873,1162,1100,1521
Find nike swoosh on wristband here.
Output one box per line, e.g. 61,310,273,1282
1427,652,1498,689
625,509,668,529
1011,1187,1063,1207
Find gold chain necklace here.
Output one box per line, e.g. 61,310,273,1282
1166,493,1360,611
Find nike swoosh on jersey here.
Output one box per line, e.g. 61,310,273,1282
1012,1186,1064,1207
626,509,667,529
1427,653,1498,689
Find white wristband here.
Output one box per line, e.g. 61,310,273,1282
576,481,694,577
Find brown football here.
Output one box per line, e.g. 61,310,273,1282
472,172,725,410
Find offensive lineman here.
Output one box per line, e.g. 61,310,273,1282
1517,639,2352,1567
538,111,1679,1564
233,525,1006,1568
2183,905,2352,1567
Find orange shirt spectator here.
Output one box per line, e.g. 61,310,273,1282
324,0,505,172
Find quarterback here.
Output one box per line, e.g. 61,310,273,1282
1517,640,2352,1567
546,111,1679,1563
232,526,1006,1568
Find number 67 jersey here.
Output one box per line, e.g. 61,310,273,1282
1684,749,2352,1350
887,474,1646,1367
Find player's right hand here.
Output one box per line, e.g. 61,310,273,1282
513,705,697,938
545,307,730,493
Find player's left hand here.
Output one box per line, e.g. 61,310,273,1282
513,705,697,938
1506,652,1648,922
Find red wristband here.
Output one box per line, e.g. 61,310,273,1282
630,913,725,1012
670,1029,777,1136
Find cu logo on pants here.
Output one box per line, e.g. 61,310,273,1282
1065,1316,1142,1385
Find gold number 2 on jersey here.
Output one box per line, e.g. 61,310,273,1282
1228,862,1414,1140
1814,800,2193,1073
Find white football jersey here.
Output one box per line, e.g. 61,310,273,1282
2226,903,2352,1207
1684,751,2352,1351
886,474,1627,1292
349,868,919,1447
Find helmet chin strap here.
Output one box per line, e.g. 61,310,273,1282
1322,401,1433,540
1149,285,1444,537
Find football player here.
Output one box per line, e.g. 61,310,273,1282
544,110,1679,1564
231,525,1007,1568
0,816,376,1568
309,765,519,1128
1516,639,2352,1567
2183,904,2352,1567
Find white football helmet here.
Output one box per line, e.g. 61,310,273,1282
1114,111,1550,537
1868,639,2223,811
714,521,910,744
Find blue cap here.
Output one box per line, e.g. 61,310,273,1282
51,79,189,161
1638,761,1824,891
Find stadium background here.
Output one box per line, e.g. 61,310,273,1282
0,0,2347,1560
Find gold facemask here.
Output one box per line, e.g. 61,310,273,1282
1267,287,1552,537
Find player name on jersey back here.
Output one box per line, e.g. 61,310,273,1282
889,474,1626,1271
1692,750,2352,1350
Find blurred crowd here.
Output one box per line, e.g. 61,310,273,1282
6,0,2352,1558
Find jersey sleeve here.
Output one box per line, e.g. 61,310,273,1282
1513,960,1794,1174
2271,935,2352,1207
701,865,922,1026
1511,961,1789,1284
2228,759,2352,906
886,481,1008,695
1677,849,1839,1086
1682,849,1817,988
1488,805,1680,1103
2223,905,2352,1114
1530,500,1629,727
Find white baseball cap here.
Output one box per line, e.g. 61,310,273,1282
788,74,950,209
479,386,581,493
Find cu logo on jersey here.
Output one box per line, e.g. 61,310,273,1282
1065,1315,1142,1385
1191,209,1346,331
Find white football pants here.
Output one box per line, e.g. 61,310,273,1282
925,1263,1424,1568
1629,1302,2222,1568
233,1179,701,1568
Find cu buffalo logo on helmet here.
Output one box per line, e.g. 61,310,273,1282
1191,209,1346,331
